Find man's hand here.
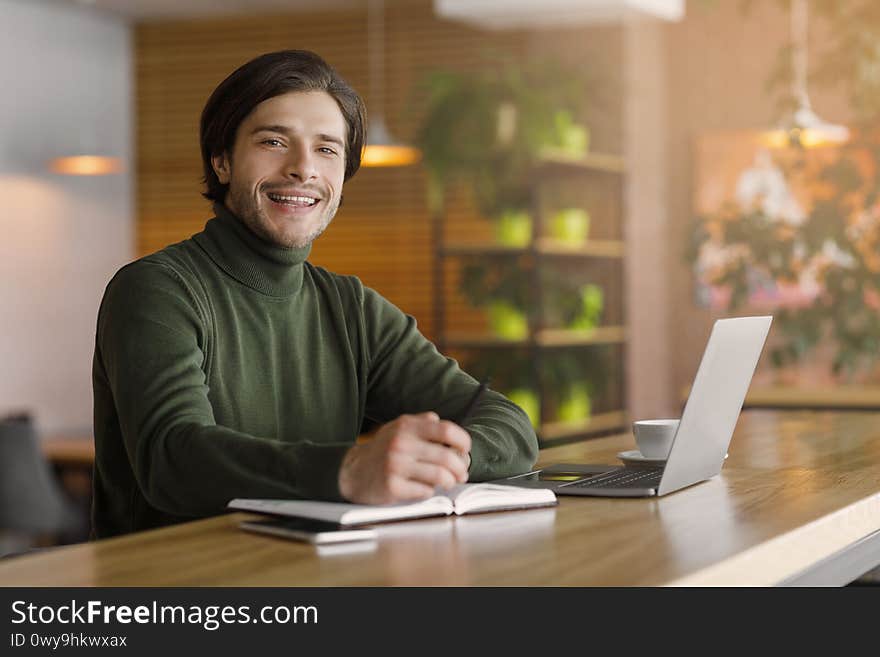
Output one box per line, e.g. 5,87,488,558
338,412,471,504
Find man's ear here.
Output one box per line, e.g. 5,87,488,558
212,153,231,184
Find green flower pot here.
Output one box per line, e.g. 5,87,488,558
488,301,528,340
557,383,591,423
506,388,541,428
553,110,590,157
560,124,590,157
550,208,590,246
495,209,532,247
568,284,603,330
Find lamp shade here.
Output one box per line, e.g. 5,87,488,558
434,0,684,29
48,155,123,176
362,117,422,167
0,415,75,534
760,104,850,149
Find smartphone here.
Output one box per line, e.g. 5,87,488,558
239,517,378,545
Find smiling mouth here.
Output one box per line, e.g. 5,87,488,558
266,192,320,207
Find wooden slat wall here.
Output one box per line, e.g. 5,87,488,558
135,0,530,341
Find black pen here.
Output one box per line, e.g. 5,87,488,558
455,379,489,426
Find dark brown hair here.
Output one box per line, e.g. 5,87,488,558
200,50,366,202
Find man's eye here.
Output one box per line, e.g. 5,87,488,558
263,139,284,147
319,147,338,155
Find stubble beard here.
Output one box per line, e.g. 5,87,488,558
226,185,340,249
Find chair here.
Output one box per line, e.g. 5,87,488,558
0,413,77,558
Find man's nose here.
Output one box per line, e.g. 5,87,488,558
285,145,318,181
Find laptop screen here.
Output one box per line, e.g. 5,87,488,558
657,316,772,496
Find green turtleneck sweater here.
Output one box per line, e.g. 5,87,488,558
91,203,538,538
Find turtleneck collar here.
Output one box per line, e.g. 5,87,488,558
194,202,312,297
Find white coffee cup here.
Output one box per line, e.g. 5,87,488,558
633,419,680,459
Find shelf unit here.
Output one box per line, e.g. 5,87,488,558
444,326,627,349
432,151,628,446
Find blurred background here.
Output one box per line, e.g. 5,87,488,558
2,0,878,548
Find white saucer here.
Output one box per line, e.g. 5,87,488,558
616,450,729,467
617,450,666,467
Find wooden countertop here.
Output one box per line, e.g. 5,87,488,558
41,435,95,467
4,409,880,586
744,384,880,409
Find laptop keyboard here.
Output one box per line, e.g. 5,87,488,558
560,467,663,490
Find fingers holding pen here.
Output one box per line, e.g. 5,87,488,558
386,418,468,479
338,412,471,504
418,416,472,454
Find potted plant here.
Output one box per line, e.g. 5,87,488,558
549,207,591,246
462,351,540,427
540,269,604,331
413,51,591,218
460,261,533,340
542,348,611,424
495,208,533,247
568,284,604,331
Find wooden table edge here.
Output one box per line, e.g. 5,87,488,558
665,491,880,586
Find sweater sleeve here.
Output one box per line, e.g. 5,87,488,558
359,285,538,480
95,262,350,518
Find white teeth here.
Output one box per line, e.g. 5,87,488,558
267,193,318,205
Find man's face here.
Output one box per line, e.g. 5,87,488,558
212,91,347,249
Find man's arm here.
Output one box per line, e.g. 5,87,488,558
95,262,351,517
340,286,538,501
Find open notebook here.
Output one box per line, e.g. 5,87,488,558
227,483,557,526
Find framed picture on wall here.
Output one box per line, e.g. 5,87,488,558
689,129,880,389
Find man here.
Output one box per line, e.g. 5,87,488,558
91,50,538,538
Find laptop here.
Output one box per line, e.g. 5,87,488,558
495,315,773,497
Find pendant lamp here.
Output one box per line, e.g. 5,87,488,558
762,0,849,149
48,155,123,176
48,125,122,175
361,0,420,167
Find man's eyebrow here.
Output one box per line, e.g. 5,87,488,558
317,133,346,148
251,125,345,147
